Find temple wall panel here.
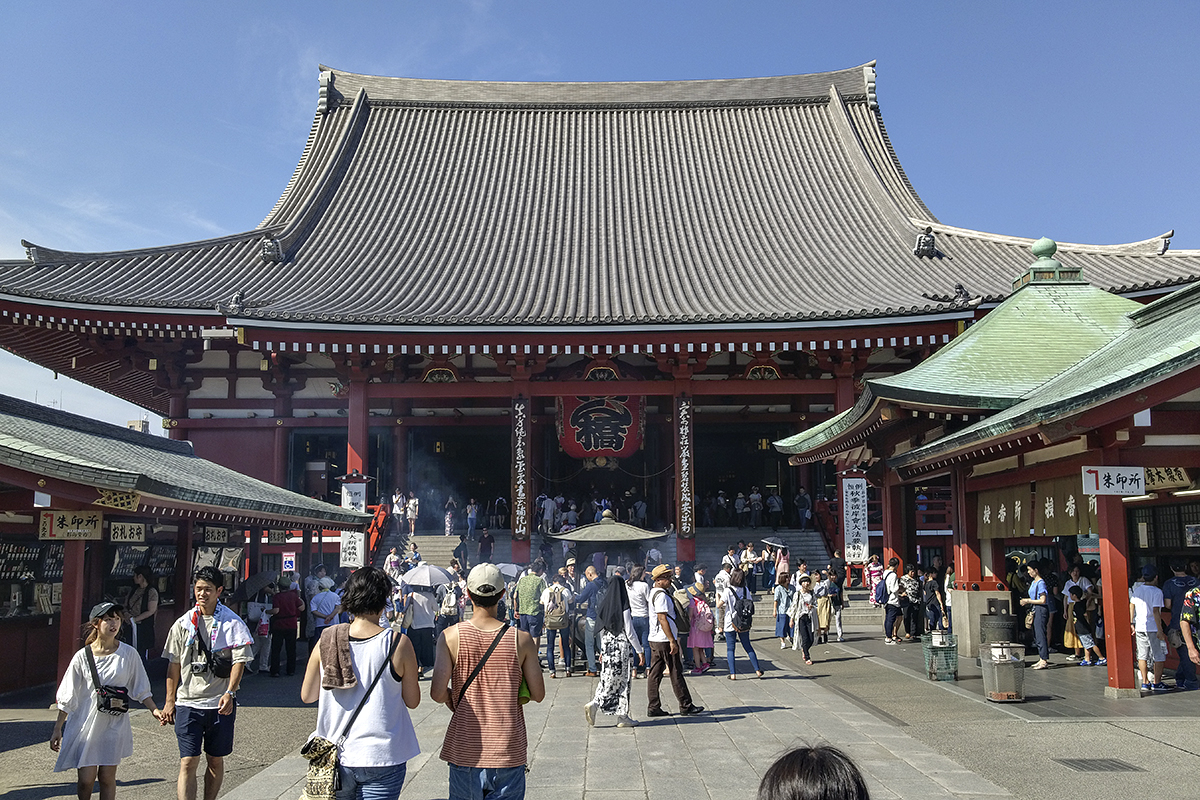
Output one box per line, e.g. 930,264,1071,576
188,377,229,399
236,351,263,370
292,381,335,399
235,377,275,399
189,428,278,484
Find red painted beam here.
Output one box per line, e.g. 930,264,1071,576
365,378,833,399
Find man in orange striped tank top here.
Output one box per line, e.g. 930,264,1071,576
432,563,546,799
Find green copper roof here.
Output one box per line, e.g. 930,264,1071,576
774,242,1143,458
870,282,1137,409
894,279,1200,469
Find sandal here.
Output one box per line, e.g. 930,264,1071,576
727,675,736,681
756,670,765,678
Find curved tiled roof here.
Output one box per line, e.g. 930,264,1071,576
3,64,1199,328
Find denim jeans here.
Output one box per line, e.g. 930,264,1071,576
545,627,570,669
883,604,901,639
584,617,598,672
631,616,650,668
725,629,761,675
1032,606,1049,661
1175,640,1198,687
335,763,407,800
448,764,525,800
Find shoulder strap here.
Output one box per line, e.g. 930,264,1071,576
456,624,511,707
83,646,103,692
337,629,403,746
195,617,213,658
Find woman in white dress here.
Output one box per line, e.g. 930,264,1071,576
51,601,162,800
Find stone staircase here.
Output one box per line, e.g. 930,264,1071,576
689,527,831,574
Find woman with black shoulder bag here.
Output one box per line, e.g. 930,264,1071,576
51,602,163,800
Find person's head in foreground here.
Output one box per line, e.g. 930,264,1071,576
758,745,870,800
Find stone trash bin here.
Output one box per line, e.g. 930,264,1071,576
921,631,959,681
981,642,1026,702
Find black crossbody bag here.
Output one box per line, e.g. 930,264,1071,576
84,646,131,716
454,624,511,709
195,618,234,679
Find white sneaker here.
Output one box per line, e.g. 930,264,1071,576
780,640,787,649
616,715,638,727
583,702,596,727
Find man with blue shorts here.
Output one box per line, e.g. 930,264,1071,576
161,566,254,800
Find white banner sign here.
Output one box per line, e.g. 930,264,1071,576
341,483,367,513
842,477,869,564
1081,466,1146,496
340,530,365,569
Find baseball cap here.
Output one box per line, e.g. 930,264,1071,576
318,576,335,590
89,601,122,620
651,564,673,580
467,563,505,597
565,557,576,566
1141,563,1157,579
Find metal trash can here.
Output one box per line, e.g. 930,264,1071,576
981,642,1025,702
979,614,1021,646
921,631,958,681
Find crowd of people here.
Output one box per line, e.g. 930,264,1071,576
55,531,1200,800
697,486,816,532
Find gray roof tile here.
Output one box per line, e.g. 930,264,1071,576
0,395,368,528
2,65,1198,327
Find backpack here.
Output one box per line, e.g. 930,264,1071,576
872,576,888,605
545,587,568,630
730,588,755,632
439,587,458,617
654,588,689,635
692,594,714,632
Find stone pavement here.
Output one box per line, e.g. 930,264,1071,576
6,623,1200,800
227,639,1010,800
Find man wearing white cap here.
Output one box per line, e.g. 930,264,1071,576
432,564,545,799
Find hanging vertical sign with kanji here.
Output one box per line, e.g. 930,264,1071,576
511,397,531,541
340,530,364,568
1081,466,1146,496
842,477,869,563
676,397,694,539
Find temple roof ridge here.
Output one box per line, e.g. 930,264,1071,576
314,62,879,107
911,220,1178,257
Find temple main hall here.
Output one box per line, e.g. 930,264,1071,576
3,62,1198,564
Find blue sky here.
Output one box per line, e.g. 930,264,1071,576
1,1,1198,426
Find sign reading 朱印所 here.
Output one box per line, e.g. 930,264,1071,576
1081,466,1146,496
39,511,103,540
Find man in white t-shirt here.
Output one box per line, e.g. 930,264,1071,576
1130,564,1168,691
646,564,703,718
882,558,902,645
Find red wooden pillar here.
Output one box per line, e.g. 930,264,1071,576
881,471,903,573
273,425,288,488
57,539,86,679
175,520,194,608
510,395,532,563
952,466,995,589
1096,449,1137,696
675,393,696,562
167,391,187,441
346,379,369,475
